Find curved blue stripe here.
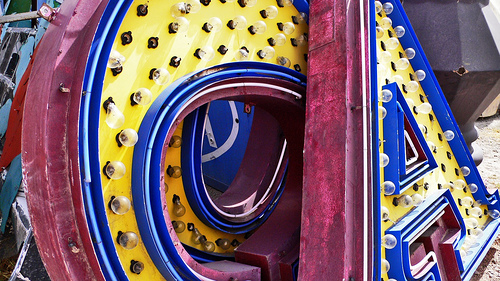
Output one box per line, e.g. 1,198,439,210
133,62,305,279
80,0,134,280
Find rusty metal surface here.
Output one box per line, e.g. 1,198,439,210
299,0,372,279
21,0,108,280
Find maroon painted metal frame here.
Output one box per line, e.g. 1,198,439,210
21,0,108,280
300,0,373,279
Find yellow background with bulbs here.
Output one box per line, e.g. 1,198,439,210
375,2,488,279
98,0,308,279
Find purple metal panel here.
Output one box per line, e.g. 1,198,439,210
300,0,372,280
21,0,108,280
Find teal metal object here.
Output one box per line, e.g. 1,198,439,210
0,153,22,233
0,99,12,137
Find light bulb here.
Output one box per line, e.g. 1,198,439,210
427,141,437,153
468,183,478,193
382,234,397,249
381,259,390,274
110,196,131,215
107,50,125,68
376,26,384,39
468,228,484,239
379,17,392,30
460,197,474,208
167,165,182,178
268,33,287,47
468,207,483,217
186,0,201,12
379,89,393,102
443,182,455,190
131,88,153,106
282,22,295,35
169,17,190,33
381,206,390,221
394,26,405,38
248,21,267,34
118,231,139,249
385,37,399,50
292,12,307,24
257,46,275,59
415,103,432,114
169,135,182,148
238,0,257,7
170,2,191,17
276,56,291,67
194,46,215,61
291,34,307,47
380,153,389,167
405,48,416,59
415,70,426,81
216,238,231,250
172,220,186,233
463,237,478,249
379,106,387,120
487,209,500,219
412,194,424,206
199,236,215,252
378,51,392,64
131,260,144,274
277,0,293,7
105,161,126,180
104,102,125,129
444,130,455,141
395,58,410,70
117,129,139,147
382,181,396,196
235,47,249,61
419,124,427,135
461,166,471,177
227,16,247,30
378,64,388,80
152,68,170,85
406,81,419,93
462,239,472,251
192,228,203,244
443,182,458,190
172,194,186,217
395,195,413,208
260,6,278,19
375,1,382,13
383,2,394,14
203,17,222,33
389,75,403,85
464,218,479,228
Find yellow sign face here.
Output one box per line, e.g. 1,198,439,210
97,0,308,278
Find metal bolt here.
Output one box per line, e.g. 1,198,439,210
59,83,70,93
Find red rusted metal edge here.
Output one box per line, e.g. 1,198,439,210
300,0,373,280
21,0,108,280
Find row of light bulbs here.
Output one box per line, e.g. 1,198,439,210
164,141,237,252
101,96,184,269
166,1,306,66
